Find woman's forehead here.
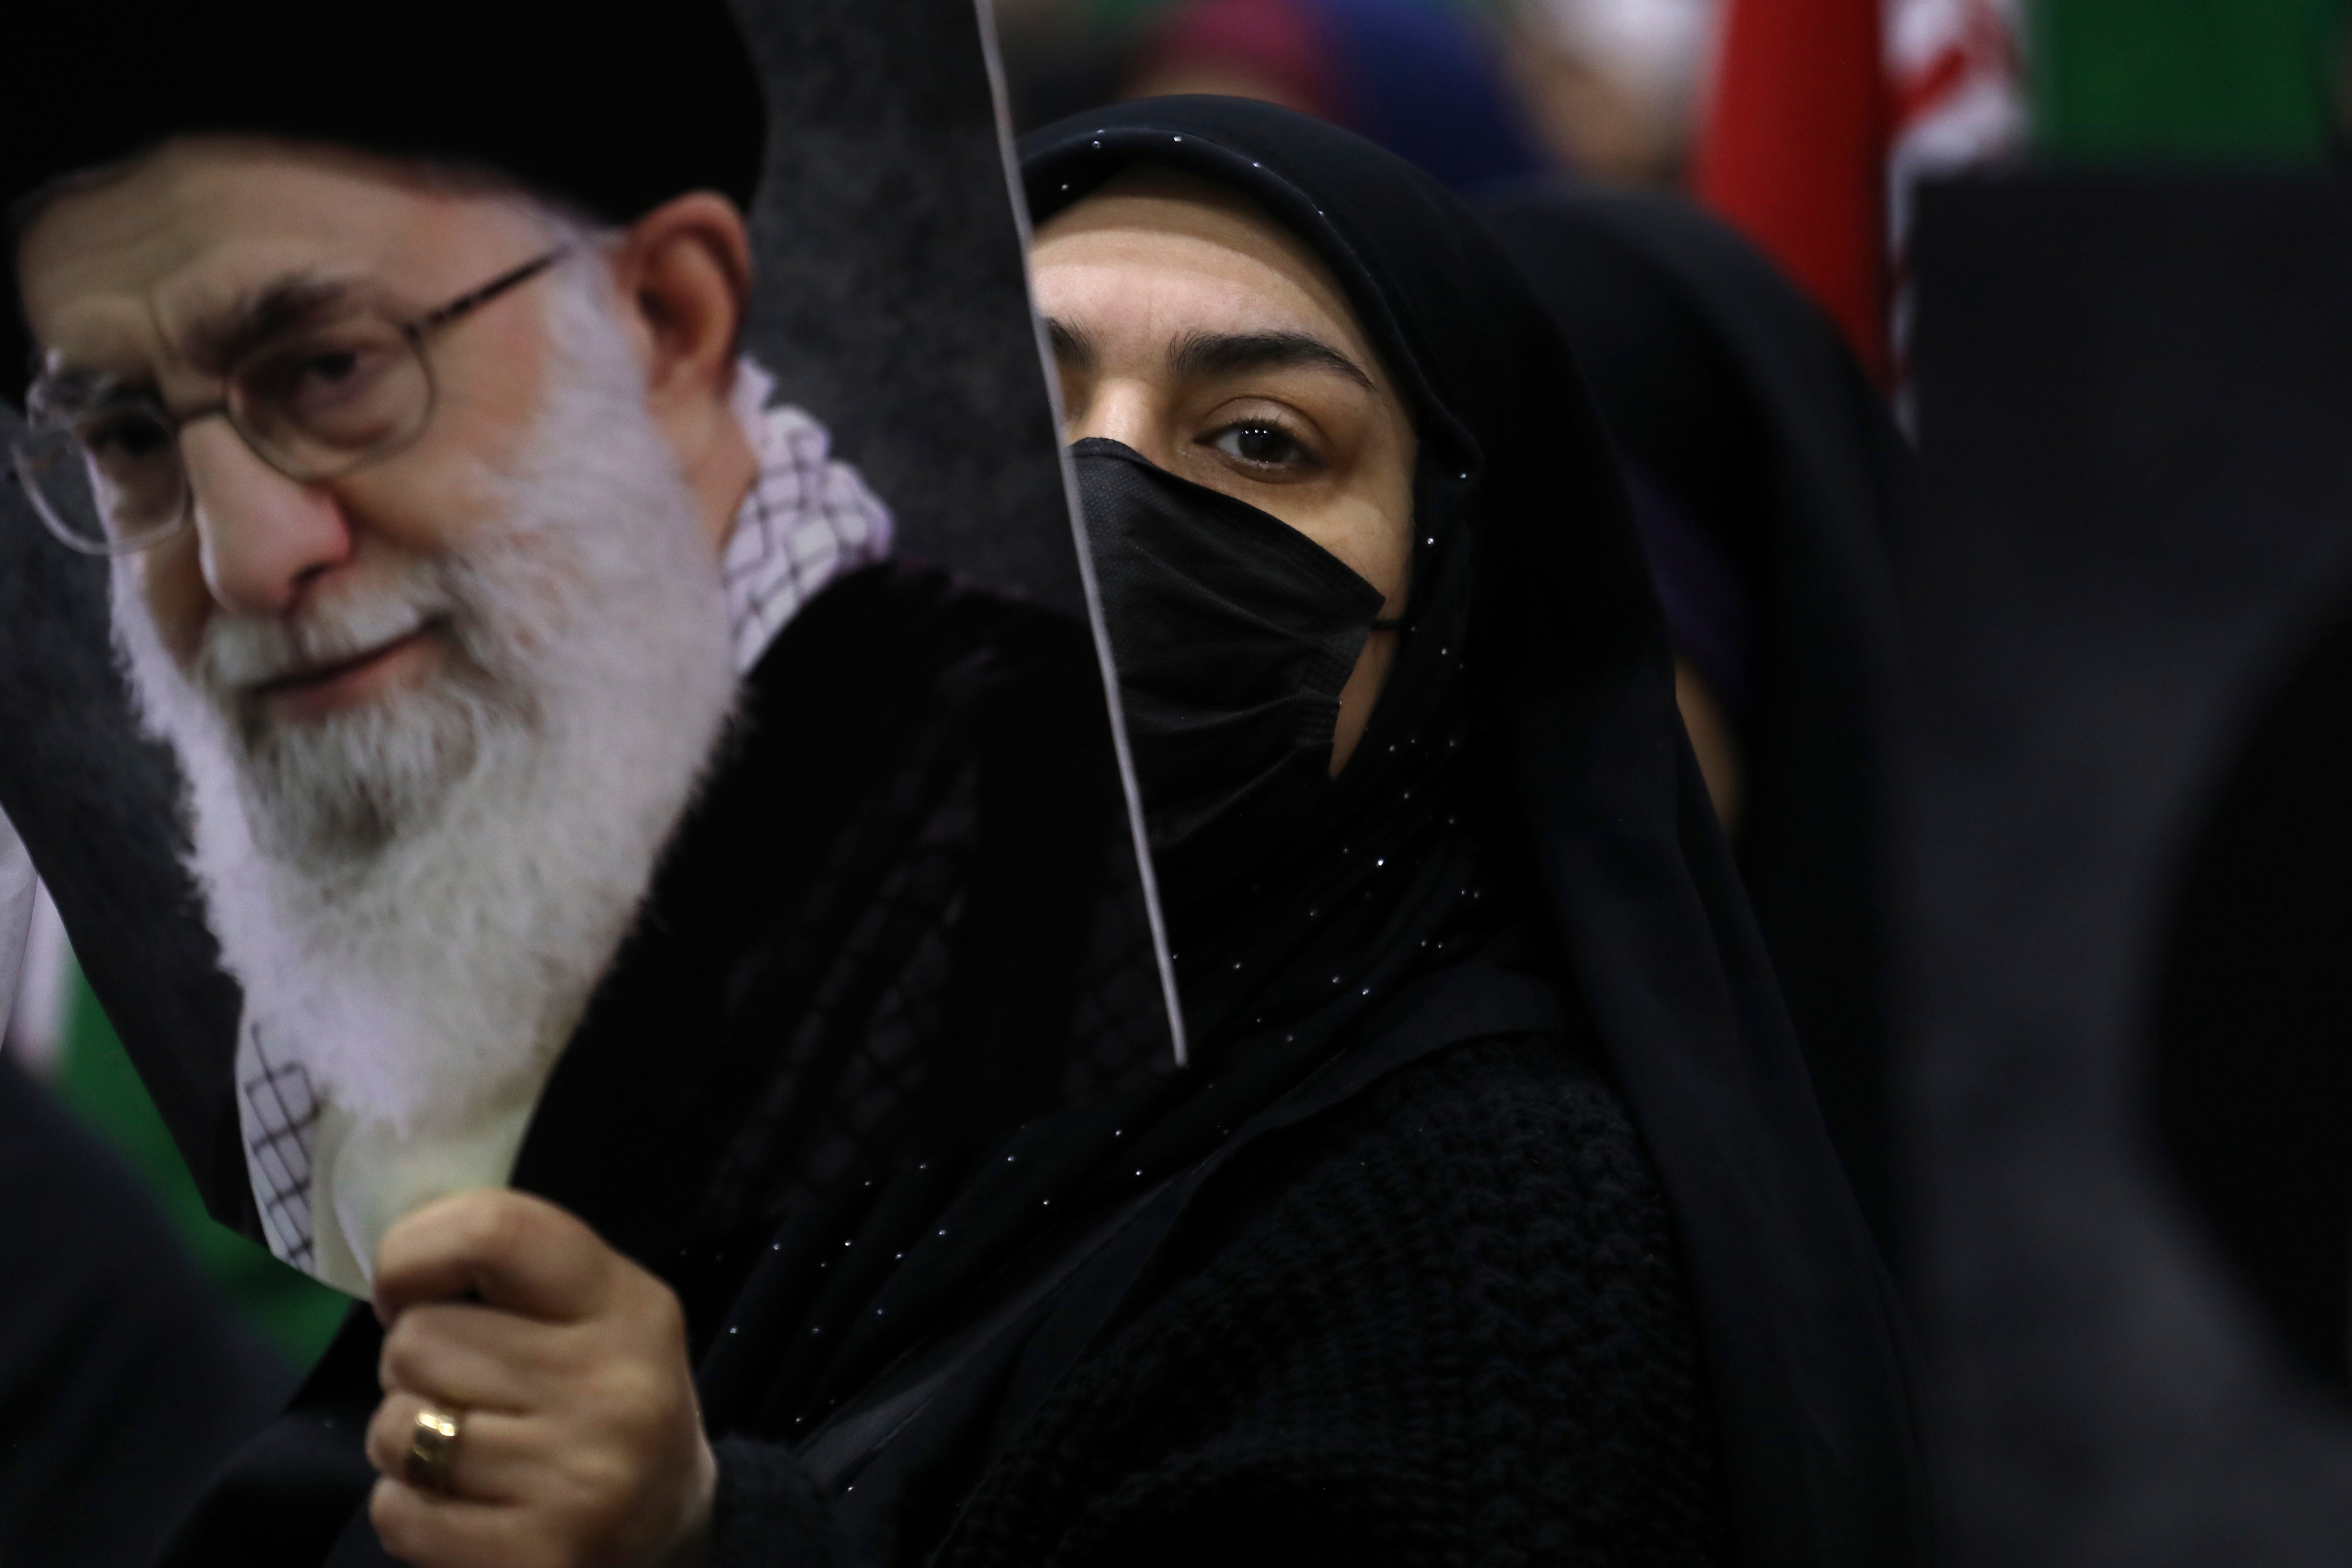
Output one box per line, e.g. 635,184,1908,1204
1032,169,1387,379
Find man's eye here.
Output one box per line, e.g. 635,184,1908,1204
82,412,173,463
285,345,390,402
301,348,362,385
1210,422,1310,470
247,335,396,414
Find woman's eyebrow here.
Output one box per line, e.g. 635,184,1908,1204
1044,316,1097,371
1168,328,1375,391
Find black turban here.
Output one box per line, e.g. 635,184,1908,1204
0,0,767,406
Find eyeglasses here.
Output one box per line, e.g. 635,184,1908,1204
7,248,568,557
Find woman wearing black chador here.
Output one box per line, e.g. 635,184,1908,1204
677,98,1931,1568
196,98,1932,1568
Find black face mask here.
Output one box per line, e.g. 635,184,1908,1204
1073,438,1393,902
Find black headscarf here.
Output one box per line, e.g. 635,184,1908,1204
0,0,766,408
845,98,1928,1568
1477,186,1916,1259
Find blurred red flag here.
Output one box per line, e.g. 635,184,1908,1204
1695,0,1892,385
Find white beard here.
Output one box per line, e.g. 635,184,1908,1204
113,264,737,1142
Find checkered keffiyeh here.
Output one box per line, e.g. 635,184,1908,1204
237,369,895,1277
720,360,896,675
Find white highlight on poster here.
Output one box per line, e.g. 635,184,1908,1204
0,805,72,1075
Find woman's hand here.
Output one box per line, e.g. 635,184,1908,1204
361,1189,717,1568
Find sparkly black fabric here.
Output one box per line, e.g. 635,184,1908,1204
711,1024,1733,1568
942,1031,1730,1568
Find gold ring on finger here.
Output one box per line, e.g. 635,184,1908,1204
405,1402,463,1494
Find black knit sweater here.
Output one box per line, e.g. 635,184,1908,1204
711,1031,1734,1567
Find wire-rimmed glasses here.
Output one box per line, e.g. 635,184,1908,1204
7,248,568,556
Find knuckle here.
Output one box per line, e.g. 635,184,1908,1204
380,1319,426,1386
363,1398,407,1474
462,1193,531,1256
612,1276,687,1359
530,1321,588,1382
573,1443,638,1503
642,1281,687,1341
604,1360,674,1432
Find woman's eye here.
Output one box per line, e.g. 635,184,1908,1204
1210,422,1311,470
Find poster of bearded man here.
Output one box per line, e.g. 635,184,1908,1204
0,0,1173,1328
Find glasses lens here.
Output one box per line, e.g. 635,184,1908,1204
10,416,186,554
233,315,429,473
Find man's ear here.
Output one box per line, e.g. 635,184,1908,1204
608,192,754,414
606,193,759,548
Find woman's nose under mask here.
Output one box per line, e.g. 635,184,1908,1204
1071,436,1391,879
